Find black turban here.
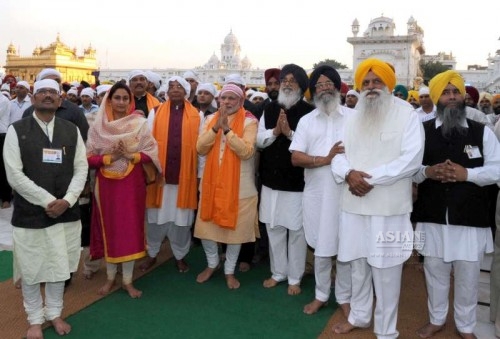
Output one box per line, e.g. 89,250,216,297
280,64,308,94
264,68,281,84
309,65,341,98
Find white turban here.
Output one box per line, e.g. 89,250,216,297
67,87,79,96
1,83,10,92
80,87,95,98
224,73,245,86
1,91,11,100
183,70,199,83
34,79,61,94
36,68,62,81
418,87,430,96
250,92,268,101
96,84,112,96
128,70,147,82
246,89,255,97
167,76,190,99
156,84,168,96
197,83,217,97
145,71,162,90
17,81,30,91
346,89,359,98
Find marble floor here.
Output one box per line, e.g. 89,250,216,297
0,205,497,337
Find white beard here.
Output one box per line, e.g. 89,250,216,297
278,88,301,109
355,87,392,139
313,90,341,115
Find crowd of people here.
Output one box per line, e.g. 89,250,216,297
2,61,500,339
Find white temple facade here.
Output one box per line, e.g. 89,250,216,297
98,30,266,88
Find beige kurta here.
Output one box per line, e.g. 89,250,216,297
194,113,259,244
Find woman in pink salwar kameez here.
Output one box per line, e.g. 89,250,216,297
86,82,161,298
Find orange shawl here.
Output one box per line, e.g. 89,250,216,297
200,107,246,229
146,100,200,209
145,93,160,113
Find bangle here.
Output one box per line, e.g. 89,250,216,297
211,127,218,134
312,156,317,167
288,130,294,138
224,128,231,135
345,169,354,180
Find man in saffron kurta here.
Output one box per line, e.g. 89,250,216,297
195,84,259,290
142,76,201,273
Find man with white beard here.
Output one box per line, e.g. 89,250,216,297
257,64,314,295
290,65,355,315
331,58,424,338
413,70,500,339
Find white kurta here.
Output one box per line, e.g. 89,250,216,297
414,118,500,261
332,111,424,268
3,113,88,284
289,106,354,256
257,115,303,230
146,107,204,226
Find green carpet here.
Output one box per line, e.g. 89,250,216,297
0,251,13,282
44,246,336,339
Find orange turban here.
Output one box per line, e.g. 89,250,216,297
407,90,419,102
494,94,500,101
354,58,396,92
428,70,465,105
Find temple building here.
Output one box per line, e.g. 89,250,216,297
4,34,98,84
98,29,265,88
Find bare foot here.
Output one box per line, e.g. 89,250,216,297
197,267,217,283
239,262,251,272
1,201,10,209
225,274,240,289
139,257,157,272
303,299,328,315
26,324,43,339
123,283,142,298
176,259,189,273
416,323,444,338
83,270,94,280
288,284,301,296
98,279,115,295
51,317,71,335
15,278,21,289
340,303,351,318
332,321,358,334
263,277,280,288
458,332,477,339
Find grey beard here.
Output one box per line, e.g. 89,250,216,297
436,102,467,139
313,90,340,115
278,88,301,109
480,106,493,114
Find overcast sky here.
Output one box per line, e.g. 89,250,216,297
1,0,498,72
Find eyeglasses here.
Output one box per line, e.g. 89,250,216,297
315,81,334,89
35,88,59,96
281,78,297,85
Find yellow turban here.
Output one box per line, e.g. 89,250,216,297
428,70,465,105
407,90,419,102
354,58,396,92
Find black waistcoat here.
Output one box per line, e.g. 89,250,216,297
259,99,314,192
413,118,489,227
11,116,80,229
